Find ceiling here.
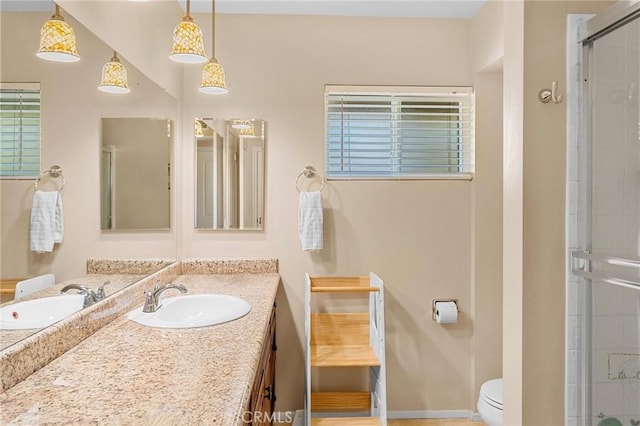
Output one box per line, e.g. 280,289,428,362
1,0,487,18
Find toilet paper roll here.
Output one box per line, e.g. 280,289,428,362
435,301,458,324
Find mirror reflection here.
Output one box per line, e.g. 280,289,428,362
195,118,265,230
101,118,172,231
0,262,172,351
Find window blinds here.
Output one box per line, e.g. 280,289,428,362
325,87,474,178
0,85,41,177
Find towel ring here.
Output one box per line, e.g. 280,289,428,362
35,165,65,191
296,165,325,193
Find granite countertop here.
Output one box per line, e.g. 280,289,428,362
0,274,146,350
0,273,280,425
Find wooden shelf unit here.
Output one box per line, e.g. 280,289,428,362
305,273,387,426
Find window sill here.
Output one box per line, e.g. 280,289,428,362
326,173,474,181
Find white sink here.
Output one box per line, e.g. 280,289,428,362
127,294,251,329
0,294,85,330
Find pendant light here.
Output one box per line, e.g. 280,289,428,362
98,51,130,94
239,124,255,137
169,0,207,64
36,4,80,62
199,0,228,94
232,120,251,130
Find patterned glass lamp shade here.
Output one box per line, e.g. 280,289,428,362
199,58,228,94
239,124,255,136
232,119,251,130
36,15,80,62
98,53,130,94
169,18,207,63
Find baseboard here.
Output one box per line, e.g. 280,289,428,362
280,409,476,424
388,410,474,419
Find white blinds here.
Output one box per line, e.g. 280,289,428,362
325,87,474,178
0,85,41,177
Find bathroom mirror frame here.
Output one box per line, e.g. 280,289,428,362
194,118,266,231
100,117,174,233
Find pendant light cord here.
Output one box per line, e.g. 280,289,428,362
186,0,191,18
211,0,216,58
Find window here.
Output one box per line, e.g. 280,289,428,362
0,83,41,178
325,86,474,179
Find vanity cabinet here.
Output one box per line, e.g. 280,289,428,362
248,303,277,425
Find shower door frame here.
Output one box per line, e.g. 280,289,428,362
575,2,640,424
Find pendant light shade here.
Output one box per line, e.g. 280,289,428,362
199,58,228,94
232,120,251,130
36,5,80,62
169,0,207,63
199,0,228,94
239,123,255,136
98,52,130,94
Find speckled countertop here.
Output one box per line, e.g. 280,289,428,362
0,273,280,425
0,274,146,350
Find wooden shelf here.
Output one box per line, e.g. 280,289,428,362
311,391,371,412
306,272,386,424
311,313,370,346
310,276,379,293
311,417,381,426
311,344,380,367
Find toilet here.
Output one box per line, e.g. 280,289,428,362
477,378,503,426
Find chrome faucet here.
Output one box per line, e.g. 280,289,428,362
61,281,111,308
142,282,187,313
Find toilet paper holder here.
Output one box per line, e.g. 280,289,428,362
432,299,458,321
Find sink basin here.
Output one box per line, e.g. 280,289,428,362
0,294,85,330
127,294,251,329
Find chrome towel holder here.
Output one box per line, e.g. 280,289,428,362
35,165,65,191
296,165,325,193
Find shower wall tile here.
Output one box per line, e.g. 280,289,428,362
623,290,639,315
593,282,625,316
593,349,613,383
592,382,624,417
567,215,579,249
568,350,580,383
568,317,580,349
593,316,624,349
568,147,579,182
567,281,580,316
593,177,625,216
622,381,640,417
593,215,626,251
622,315,639,349
568,181,580,215
567,383,579,417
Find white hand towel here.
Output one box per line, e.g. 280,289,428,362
298,191,323,251
30,190,64,253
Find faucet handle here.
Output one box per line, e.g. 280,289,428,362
96,281,111,299
142,287,157,313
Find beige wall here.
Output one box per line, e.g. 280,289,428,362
179,13,505,412
471,0,505,406
0,13,177,281
56,0,183,98
502,1,613,425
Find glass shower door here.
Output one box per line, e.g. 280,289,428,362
577,10,640,426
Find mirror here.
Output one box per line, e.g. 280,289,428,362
0,261,173,351
101,118,172,231
195,118,265,230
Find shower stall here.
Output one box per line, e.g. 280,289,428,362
568,3,640,426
